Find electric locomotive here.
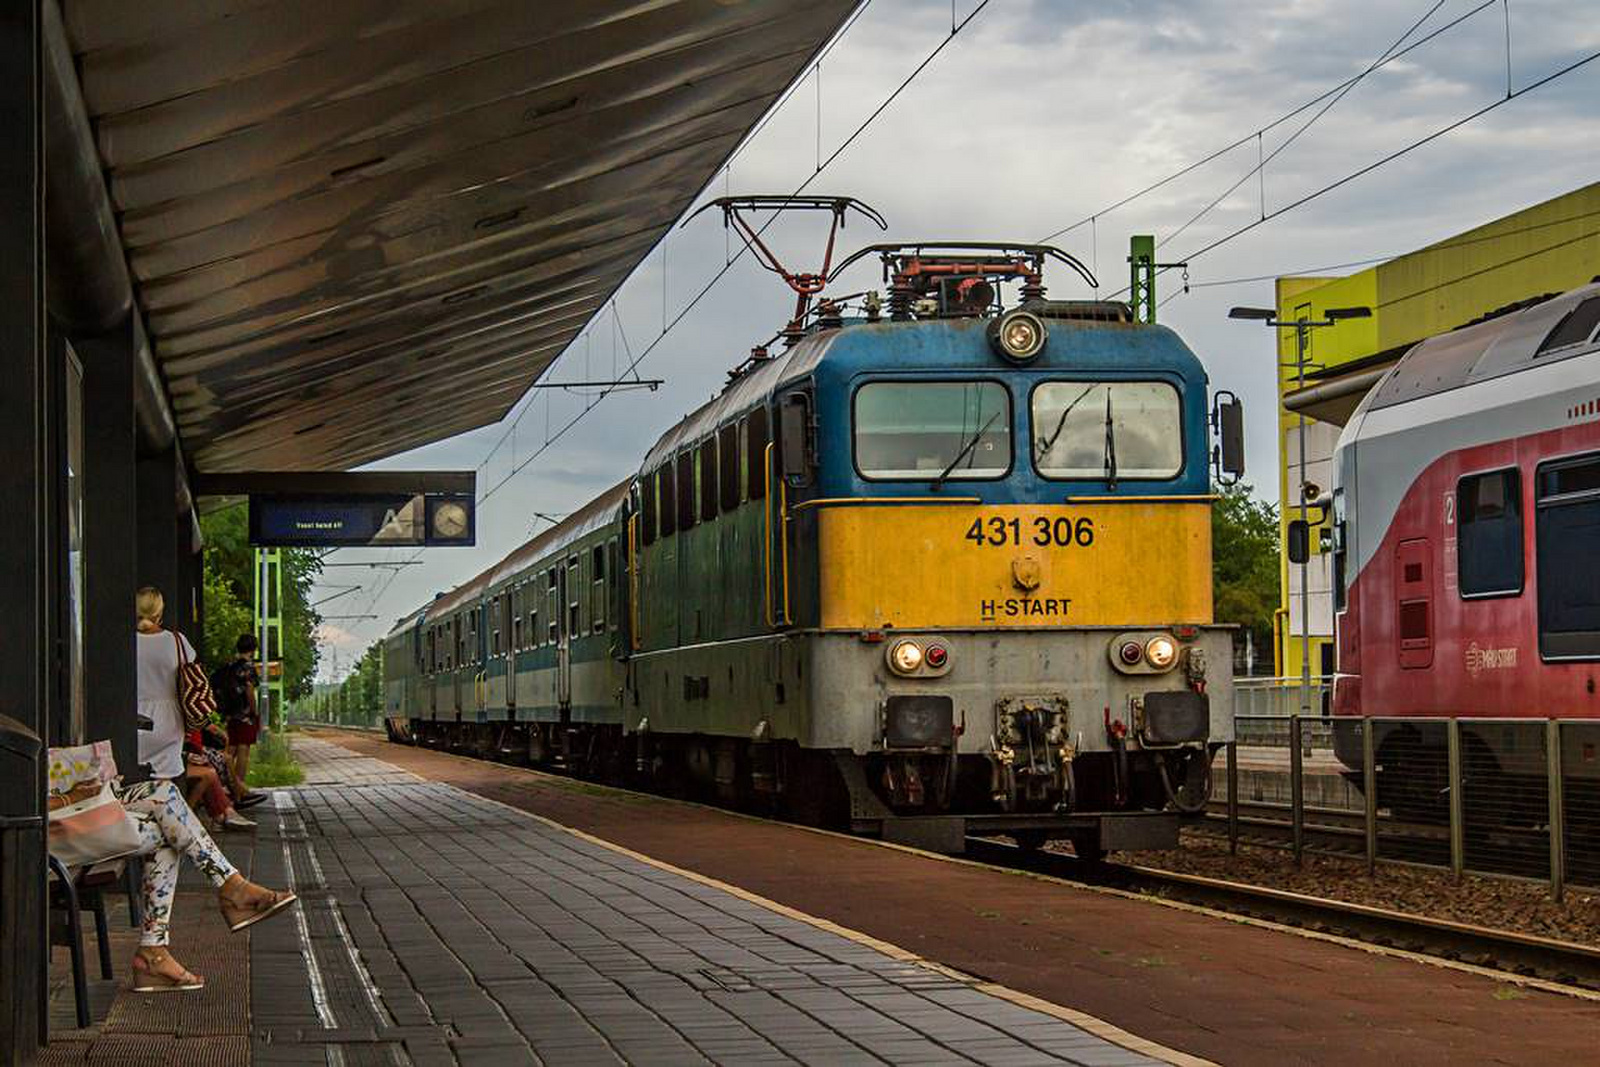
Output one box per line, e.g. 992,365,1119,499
385,200,1244,856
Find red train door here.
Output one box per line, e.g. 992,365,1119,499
1396,537,1434,669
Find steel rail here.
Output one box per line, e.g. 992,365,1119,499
965,837,1600,993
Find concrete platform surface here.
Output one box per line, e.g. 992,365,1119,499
244,741,1174,1066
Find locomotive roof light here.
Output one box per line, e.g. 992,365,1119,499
1144,635,1179,670
989,309,1048,362
888,639,925,675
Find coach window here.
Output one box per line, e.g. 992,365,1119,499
1536,453,1600,659
568,556,582,637
854,381,1011,480
676,451,696,531
746,409,769,500
658,464,677,537
719,424,741,510
491,597,502,656
591,544,606,633
1536,297,1600,355
699,439,718,521
607,537,620,631
1031,381,1181,480
546,569,559,644
1459,469,1524,598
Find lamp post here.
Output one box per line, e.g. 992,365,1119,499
1229,304,1370,715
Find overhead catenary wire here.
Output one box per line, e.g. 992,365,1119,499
1035,0,1501,246
1106,45,1600,304
473,0,995,510
327,0,995,648
1161,0,1449,248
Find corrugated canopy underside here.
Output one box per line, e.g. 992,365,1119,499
63,0,856,472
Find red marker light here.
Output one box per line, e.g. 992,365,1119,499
1118,641,1144,665
925,645,948,668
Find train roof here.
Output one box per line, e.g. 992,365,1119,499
394,478,631,630
485,479,630,590
1364,280,1600,414
638,332,830,473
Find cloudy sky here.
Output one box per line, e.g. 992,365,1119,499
311,0,1600,676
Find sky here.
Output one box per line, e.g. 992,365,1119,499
310,0,1600,678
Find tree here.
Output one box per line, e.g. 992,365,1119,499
198,504,323,697
1212,483,1279,674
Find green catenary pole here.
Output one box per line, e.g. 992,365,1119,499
254,548,286,731
1129,234,1156,324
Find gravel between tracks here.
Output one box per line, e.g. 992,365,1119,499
1070,830,1600,945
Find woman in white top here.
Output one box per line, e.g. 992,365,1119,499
126,586,297,992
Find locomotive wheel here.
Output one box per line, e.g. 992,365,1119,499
1012,830,1048,852
1068,830,1106,863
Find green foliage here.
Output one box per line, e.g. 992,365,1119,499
245,732,305,788
198,504,322,698
1212,483,1280,660
201,565,253,669
290,642,384,727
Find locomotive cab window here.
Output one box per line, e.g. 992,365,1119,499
853,380,1011,480
1536,453,1600,659
1031,381,1182,480
1457,469,1523,598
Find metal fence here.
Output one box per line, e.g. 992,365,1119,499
1215,714,1599,900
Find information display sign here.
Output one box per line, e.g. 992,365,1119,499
248,492,475,547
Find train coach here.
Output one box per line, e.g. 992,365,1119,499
1325,280,1600,809
384,229,1245,856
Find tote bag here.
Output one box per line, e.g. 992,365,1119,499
47,743,145,869
174,631,216,730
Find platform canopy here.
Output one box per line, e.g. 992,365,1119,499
57,0,857,472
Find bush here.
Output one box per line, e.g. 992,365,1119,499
245,732,305,788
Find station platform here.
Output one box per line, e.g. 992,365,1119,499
44,732,1600,1066
45,738,1180,1066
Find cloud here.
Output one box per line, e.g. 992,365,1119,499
315,0,1600,655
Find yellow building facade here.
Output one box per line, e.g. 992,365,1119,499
1273,182,1600,678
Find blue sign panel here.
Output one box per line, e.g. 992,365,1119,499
249,493,474,547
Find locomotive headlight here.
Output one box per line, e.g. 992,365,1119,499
1144,635,1179,670
888,639,925,675
987,310,1048,362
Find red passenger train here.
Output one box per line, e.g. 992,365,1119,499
1328,281,1600,789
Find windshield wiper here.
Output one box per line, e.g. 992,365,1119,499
1035,383,1097,459
1102,390,1118,491
932,409,1003,492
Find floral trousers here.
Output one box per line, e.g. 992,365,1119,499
119,779,238,946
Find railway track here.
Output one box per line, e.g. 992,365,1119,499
965,837,1600,995
320,727,1600,997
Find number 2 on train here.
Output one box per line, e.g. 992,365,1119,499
964,516,1094,547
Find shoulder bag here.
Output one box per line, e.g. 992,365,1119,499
174,631,217,730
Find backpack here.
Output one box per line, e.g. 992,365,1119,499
210,660,249,719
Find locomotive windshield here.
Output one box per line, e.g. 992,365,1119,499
1031,381,1182,480
853,381,1010,480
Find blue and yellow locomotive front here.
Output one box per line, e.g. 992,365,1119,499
773,308,1232,848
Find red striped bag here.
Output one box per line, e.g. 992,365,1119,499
174,631,216,730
